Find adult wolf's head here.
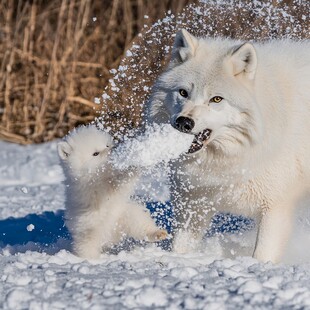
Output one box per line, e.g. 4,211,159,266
147,29,263,157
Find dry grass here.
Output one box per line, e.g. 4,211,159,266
0,0,193,144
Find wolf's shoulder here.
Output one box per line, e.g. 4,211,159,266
253,39,310,68
255,39,310,51
197,36,309,60
204,36,309,48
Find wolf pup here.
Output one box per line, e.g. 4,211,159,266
146,29,310,263
58,125,167,259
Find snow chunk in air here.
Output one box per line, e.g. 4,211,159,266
110,124,193,169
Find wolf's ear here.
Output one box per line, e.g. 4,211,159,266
171,29,198,65
230,43,257,80
58,141,72,160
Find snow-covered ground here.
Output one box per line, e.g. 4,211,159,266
1,140,310,309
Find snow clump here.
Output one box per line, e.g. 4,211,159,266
110,123,193,169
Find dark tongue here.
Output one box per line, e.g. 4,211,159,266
187,129,211,154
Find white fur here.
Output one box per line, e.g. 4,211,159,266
147,29,310,263
58,125,167,259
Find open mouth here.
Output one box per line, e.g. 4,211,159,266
187,129,212,154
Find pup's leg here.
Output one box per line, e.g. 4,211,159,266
125,202,168,242
253,201,294,263
72,226,104,259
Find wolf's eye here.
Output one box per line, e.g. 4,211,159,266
210,96,223,103
92,152,100,156
179,89,188,98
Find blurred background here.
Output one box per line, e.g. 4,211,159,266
0,0,193,144
0,0,308,144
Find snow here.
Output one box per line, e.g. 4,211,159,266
110,123,193,169
94,97,100,104
1,138,310,309
26,224,35,232
1,0,310,308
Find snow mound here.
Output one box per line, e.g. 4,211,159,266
110,124,193,169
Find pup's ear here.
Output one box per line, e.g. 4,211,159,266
58,141,72,160
230,43,257,80
171,29,198,65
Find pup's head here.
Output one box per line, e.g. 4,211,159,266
58,125,114,177
148,29,263,157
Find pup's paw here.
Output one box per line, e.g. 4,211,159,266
147,229,168,242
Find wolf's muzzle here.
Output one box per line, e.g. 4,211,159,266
174,116,195,133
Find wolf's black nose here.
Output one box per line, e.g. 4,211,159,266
174,116,195,133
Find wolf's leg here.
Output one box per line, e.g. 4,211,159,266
253,202,294,263
125,202,168,242
172,206,214,253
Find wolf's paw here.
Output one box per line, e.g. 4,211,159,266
147,229,168,242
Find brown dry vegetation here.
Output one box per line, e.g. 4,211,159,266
0,0,193,144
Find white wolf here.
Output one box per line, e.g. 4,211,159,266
146,29,310,263
58,125,167,259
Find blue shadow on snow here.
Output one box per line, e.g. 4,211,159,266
0,202,254,252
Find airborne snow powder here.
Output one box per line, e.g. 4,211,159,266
110,124,193,169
